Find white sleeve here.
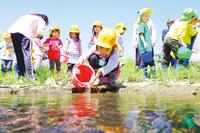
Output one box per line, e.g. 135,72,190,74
150,21,157,44
80,45,96,60
63,39,70,52
36,18,46,33
99,49,119,76
133,23,139,45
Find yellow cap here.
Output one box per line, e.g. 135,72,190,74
49,26,61,37
95,28,117,49
137,8,153,25
93,21,103,27
70,25,80,33
3,32,9,38
138,8,153,16
115,23,128,34
49,26,61,32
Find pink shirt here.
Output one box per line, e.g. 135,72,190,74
88,35,97,47
44,38,63,59
44,38,63,52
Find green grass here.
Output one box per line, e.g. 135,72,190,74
118,58,143,83
1,59,200,86
118,58,200,85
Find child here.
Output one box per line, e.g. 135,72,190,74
44,26,63,79
88,21,103,48
62,25,82,72
162,19,175,42
115,23,127,57
161,19,176,66
161,8,199,68
77,28,120,86
137,8,155,79
32,33,45,69
0,33,14,73
133,9,156,69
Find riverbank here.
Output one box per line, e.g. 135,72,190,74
1,79,200,98
1,59,200,96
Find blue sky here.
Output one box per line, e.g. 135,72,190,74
0,0,199,57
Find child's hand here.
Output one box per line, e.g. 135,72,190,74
7,33,12,42
133,43,138,48
152,43,156,47
91,69,102,85
76,57,84,65
144,42,148,48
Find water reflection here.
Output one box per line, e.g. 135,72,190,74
0,93,200,132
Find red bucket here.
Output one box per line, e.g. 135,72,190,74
72,64,95,89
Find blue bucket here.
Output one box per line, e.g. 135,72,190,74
141,52,154,64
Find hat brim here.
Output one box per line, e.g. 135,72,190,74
95,40,113,49
139,8,153,16
49,26,61,32
70,30,80,33
180,16,192,22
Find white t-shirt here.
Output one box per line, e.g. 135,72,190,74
8,15,46,40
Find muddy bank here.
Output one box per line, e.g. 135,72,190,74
120,81,200,96
0,80,200,96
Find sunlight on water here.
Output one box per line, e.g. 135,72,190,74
0,92,200,132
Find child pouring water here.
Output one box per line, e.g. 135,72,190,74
62,25,82,72
88,21,103,48
0,33,14,73
44,26,63,79
77,28,120,87
137,8,156,79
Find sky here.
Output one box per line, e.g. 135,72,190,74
0,0,199,57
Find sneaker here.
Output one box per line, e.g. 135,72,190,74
144,73,150,79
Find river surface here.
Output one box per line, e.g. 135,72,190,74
0,92,200,133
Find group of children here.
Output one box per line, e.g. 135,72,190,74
0,17,127,86
134,8,200,79
0,8,199,87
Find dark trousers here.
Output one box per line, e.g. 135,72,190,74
67,63,75,72
1,60,13,73
11,33,34,78
162,36,182,67
135,48,142,67
49,58,61,72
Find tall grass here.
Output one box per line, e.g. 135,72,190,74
118,58,143,83
1,59,200,86
118,58,200,85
